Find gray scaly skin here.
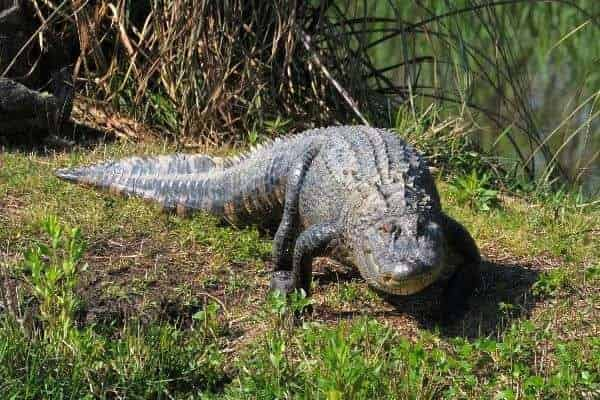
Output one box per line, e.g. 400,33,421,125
56,126,481,316
0,0,73,137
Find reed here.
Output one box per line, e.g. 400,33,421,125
12,0,600,189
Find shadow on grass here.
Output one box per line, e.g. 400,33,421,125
0,121,112,153
320,259,541,340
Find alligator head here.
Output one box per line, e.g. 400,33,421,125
349,182,446,295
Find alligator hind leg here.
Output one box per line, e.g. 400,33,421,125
439,213,482,322
270,144,320,296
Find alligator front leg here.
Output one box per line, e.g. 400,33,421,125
270,144,320,296
440,213,481,321
292,222,341,297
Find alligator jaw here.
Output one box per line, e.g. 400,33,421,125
377,271,440,295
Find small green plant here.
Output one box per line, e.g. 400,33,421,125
338,282,361,304
22,216,87,338
189,214,271,263
326,281,378,309
265,288,314,319
246,116,291,146
532,268,572,298
264,116,292,136
265,289,288,318
192,301,221,338
247,128,261,146
289,288,314,314
584,264,600,282
448,170,500,211
148,91,179,132
232,327,292,399
312,325,387,398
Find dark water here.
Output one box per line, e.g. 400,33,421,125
528,64,599,196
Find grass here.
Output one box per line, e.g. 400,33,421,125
0,135,598,398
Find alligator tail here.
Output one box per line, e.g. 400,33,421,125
56,153,236,213
56,153,231,180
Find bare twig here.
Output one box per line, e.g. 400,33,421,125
298,29,369,126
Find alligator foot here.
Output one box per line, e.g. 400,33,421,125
269,270,296,296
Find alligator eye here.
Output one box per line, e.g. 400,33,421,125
380,223,400,236
381,223,393,233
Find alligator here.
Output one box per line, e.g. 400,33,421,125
0,0,73,137
56,126,481,315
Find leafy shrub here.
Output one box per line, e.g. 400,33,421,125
448,170,500,211
22,215,87,339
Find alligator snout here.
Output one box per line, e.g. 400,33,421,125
383,262,435,283
376,259,436,290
